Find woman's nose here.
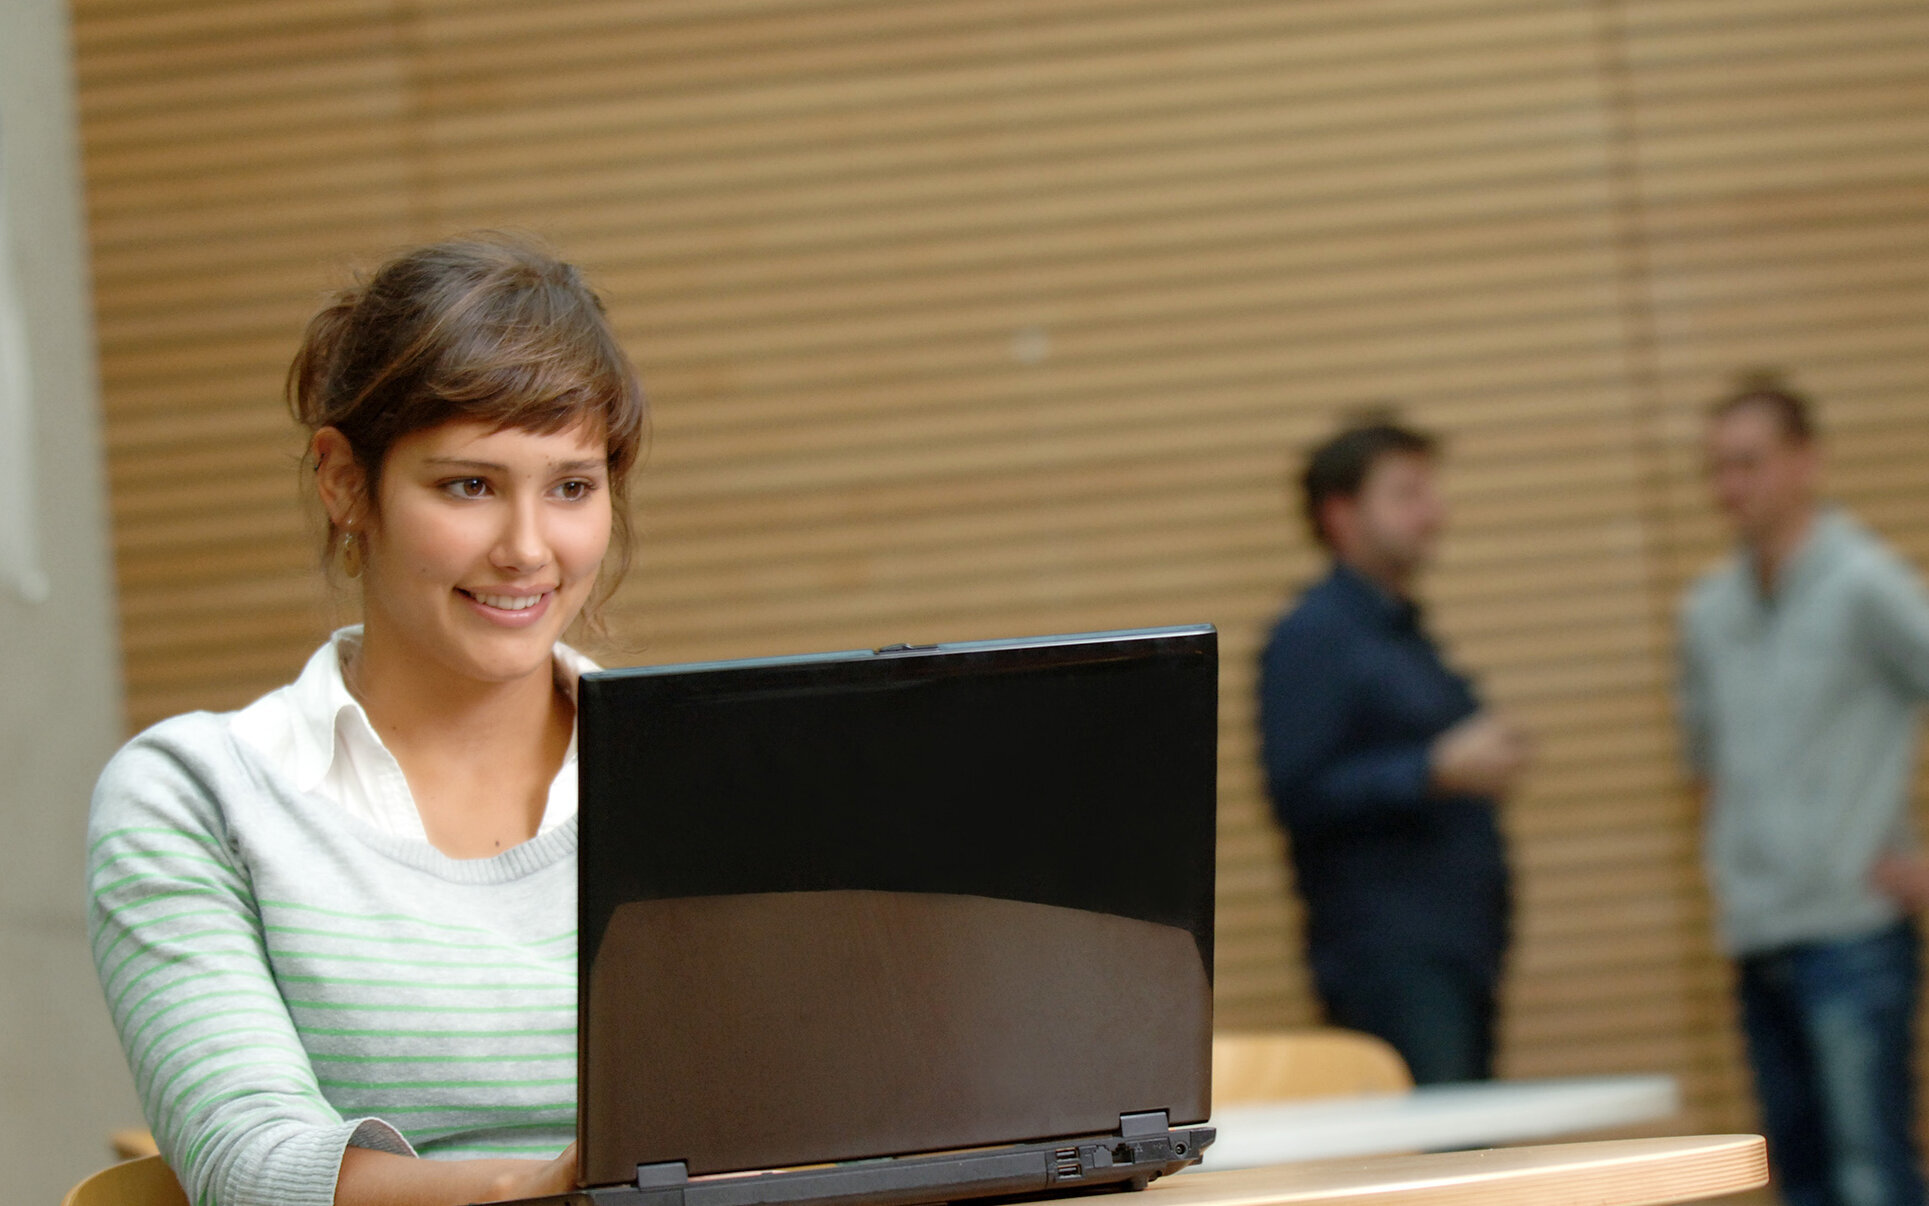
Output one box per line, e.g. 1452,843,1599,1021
493,499,550,572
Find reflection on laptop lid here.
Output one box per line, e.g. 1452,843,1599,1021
563,625,1218,1206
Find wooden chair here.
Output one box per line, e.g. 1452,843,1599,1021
1213,1028,1412,1106
61,1155,188,1206
109,1129,159,1161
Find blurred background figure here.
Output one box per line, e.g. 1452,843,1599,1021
1680,373,1929,1206
1259,418,1531,1085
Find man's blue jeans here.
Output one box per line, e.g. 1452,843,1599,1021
1315,950,1496,1085
1738,920,1926,1206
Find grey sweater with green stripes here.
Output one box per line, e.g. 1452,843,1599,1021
87,710,577,1206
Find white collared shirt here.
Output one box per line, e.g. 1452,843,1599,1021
229,626,597,841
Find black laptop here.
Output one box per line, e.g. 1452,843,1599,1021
547,625,1219,1206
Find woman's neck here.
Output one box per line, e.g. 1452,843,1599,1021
346,626,561,752
344,624,574,858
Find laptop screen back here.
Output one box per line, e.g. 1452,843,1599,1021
575,627,1217,1186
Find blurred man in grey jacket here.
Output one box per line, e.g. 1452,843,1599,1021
1680,374,1929,1206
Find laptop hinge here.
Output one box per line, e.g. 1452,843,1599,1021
580,1125,1216,1206
1118,1110,1168,1139
634,1161,691,1191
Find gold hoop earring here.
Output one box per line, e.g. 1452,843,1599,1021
340,530,364,580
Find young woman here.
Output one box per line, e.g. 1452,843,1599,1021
87,235,647,1206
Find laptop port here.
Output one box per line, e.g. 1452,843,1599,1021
1055,1148,1082,1179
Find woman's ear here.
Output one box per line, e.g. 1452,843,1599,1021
312,427,367,530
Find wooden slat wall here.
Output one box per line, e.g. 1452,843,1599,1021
69,0,1929,1140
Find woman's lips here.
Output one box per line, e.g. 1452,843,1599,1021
458,588,553,626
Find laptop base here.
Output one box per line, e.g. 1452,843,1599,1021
533,1113,1213,1206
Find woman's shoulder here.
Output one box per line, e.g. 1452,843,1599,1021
90,637,340,843
86,713,257,896
103,709,247,777
109,634,346,782
91,711,259,837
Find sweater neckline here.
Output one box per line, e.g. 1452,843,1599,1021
343,810,579,883
222,717,580,885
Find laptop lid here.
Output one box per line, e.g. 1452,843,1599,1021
575,625,1218,1188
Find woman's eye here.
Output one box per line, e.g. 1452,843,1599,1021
444,478,489,499
556,479,595,501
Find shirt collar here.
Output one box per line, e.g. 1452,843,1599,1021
282,625,600,795
550,639,597,706
1327,561,1424,632
231,631,351,796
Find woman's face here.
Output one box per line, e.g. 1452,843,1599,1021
356,418,613,689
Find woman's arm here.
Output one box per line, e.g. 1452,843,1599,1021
90,725,379,1206
335,1143,575,1206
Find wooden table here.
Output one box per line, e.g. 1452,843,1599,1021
1203,1074,1682,1168
1109,1135,1766,1206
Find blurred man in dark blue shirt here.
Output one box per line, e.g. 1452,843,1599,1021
1259,420,1530,1083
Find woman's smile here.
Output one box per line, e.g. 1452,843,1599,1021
458,587,555,626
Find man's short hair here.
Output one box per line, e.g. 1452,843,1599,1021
1710,370,1816,444
1299,418,1438,550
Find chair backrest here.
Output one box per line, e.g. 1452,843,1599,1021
1212,1027,1413,1106
109,1129,159,1161
61,1156,188,1206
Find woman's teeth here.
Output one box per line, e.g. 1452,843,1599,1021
468,591,544,611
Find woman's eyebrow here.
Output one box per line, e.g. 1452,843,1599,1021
424,457,505,472
423,457,606,473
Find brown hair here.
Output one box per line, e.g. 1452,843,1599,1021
1298,411,1438,550
1709,369,1816,445
288,233,647,624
